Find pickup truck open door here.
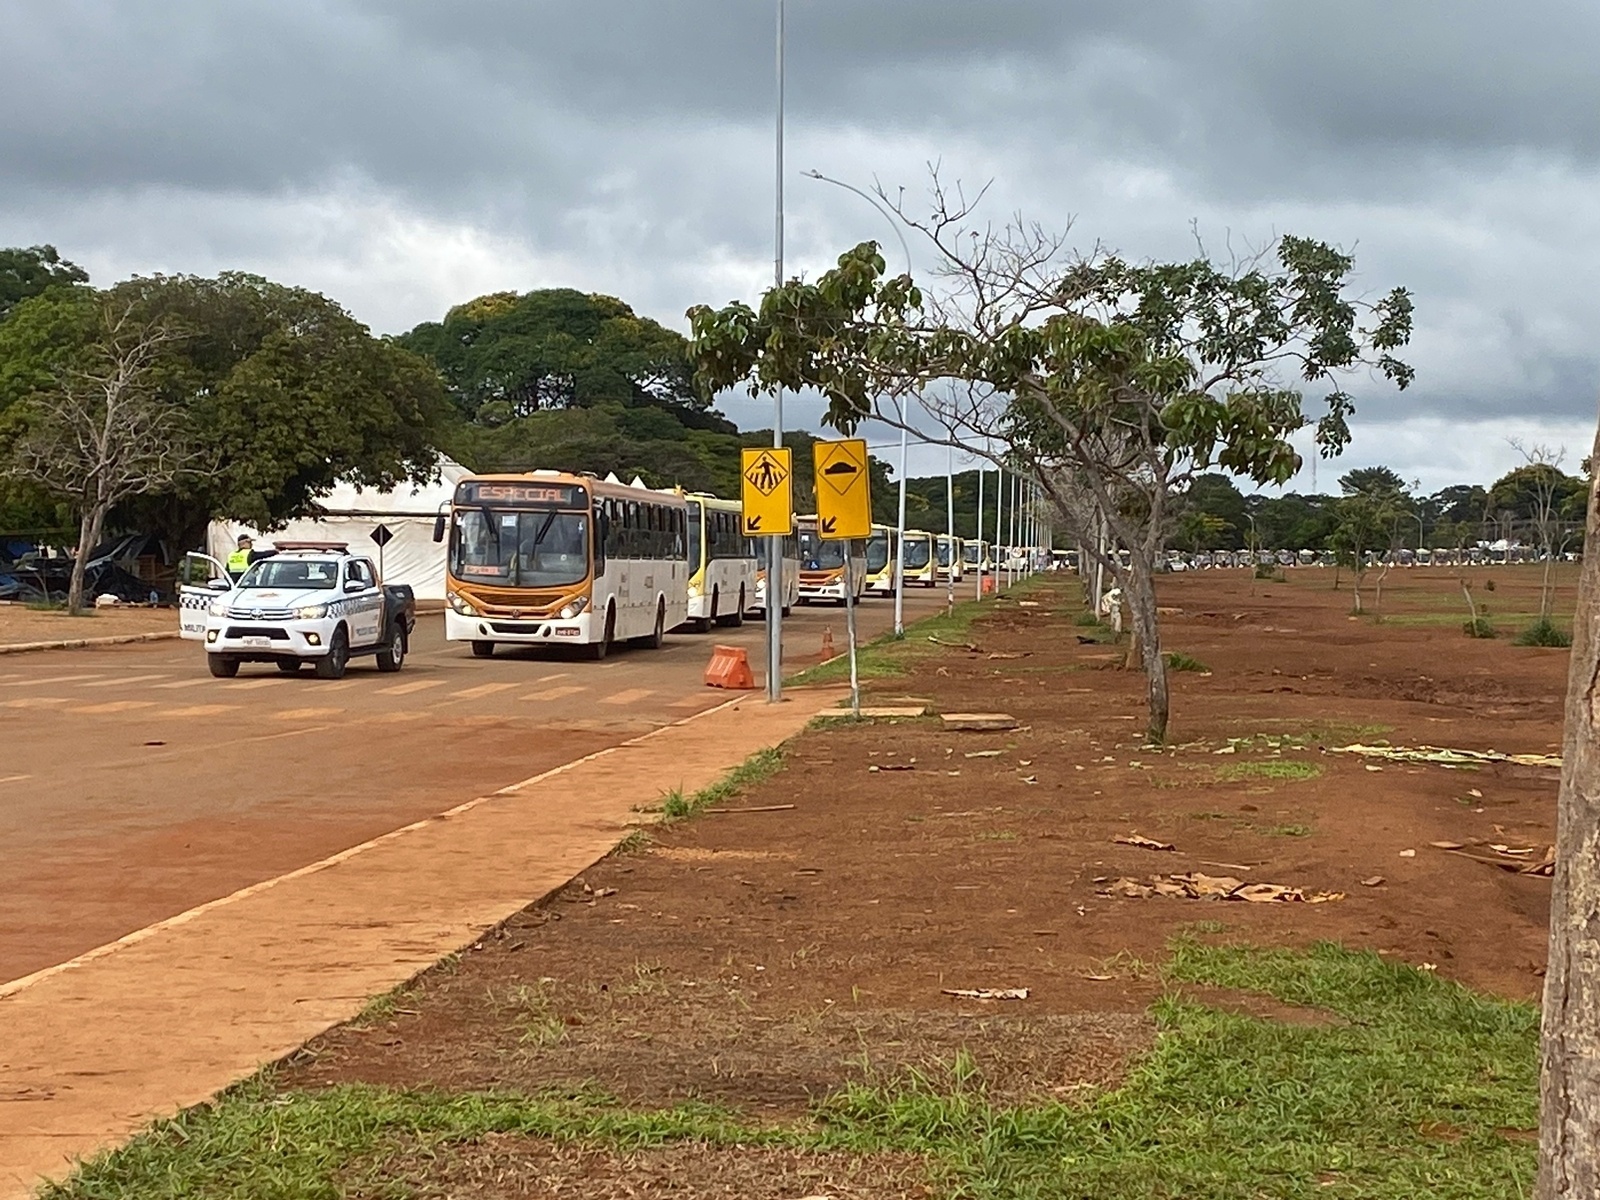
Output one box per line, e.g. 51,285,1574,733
177,551,230,641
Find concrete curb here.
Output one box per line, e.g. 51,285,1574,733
0,631,181,656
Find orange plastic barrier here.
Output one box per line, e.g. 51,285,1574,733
982,575,997,595
704,644,757,690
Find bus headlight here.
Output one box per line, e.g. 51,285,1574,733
558,597,589,620
295,603,328,620
447,590,478,615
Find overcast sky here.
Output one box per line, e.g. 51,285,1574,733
5,0,1598,492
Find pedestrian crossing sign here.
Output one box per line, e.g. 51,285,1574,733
740,447,794,536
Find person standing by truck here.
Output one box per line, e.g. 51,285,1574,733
226,535,275,581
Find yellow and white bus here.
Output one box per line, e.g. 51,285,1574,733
864,523,897,597
435,471,688,660
795,514,867,605
901,529,936,587
750,532,799,616
684,493,756,631
937,534,965,584
962,539,993,576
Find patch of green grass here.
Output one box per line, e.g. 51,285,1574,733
1073,611,1102,627
1164,651,1209,673
1463,616,1498,639
656,747,786,824
1215,759,1322,783
1514,617,1571,648
612,828,653,855
785,578,1058,687
45,943,1536,1200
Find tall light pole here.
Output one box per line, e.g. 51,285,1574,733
975,465,985,601
802,169,912,637
945,442,956,614
767,0,785,703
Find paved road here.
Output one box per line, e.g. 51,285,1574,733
0,589,952,984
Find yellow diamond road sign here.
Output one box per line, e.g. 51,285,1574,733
740,447,794,536
812,438,872,540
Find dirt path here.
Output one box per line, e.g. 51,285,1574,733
268,568,1560,1196
0,687,845,1200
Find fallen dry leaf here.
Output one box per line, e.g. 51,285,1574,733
1100,873,1342,904
964,750,1003,758
1429,841,1466,850
942,987,1029,1001
1114,835,1176,852
1361,876,1386,887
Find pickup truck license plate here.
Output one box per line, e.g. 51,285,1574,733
243,637,271,649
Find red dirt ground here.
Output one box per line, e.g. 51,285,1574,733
281,565,1566,1193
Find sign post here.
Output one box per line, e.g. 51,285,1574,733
370,523,394,582
812,438,872,717
741,447,795,700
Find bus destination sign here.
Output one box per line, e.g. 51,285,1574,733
456,481,585,508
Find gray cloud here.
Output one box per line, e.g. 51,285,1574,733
3,0,1599,488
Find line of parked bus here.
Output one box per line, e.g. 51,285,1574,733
433,470,1015,659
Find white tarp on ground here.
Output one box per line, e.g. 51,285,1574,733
206,458,470,601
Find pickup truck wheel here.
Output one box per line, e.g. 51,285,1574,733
471,640,495,658
276,658,302,674
315,626,350,680
375,626,406,672
207,654,240,679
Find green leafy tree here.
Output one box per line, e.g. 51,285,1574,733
1338,465,1409,497
0,245,88,322
1330,489,1409,612
1492,445,1585,619
1174,473,1247,550
2,273,453,555
688,180,1413,743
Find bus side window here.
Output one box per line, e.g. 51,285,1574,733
593,503,608,577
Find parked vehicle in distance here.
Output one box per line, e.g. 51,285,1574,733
863,524,897,596
936,534,965,584
962,539,994,575
795,514,867,604
181,542,415,680
684,493,755,631
901,530,936,587
749,532,799,616
435,471,687,660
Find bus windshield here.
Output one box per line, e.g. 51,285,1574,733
903,539,932,569
937,541,953,567
799,531,847,570
452,508,589,588
962,543,983,564
865,532,890,573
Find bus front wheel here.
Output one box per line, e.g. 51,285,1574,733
586,606,616,661
717,586,745,628
471,640,495,658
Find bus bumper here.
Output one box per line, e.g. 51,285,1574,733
445,608,593,645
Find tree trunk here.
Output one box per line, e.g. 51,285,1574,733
1122,556,1168,745
1543,552,1556,621
1351,569,1364,614
1374,561,1392,612
66,506,106,615
1537,448,1600,1198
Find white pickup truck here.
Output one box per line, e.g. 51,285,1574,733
179,542,416,679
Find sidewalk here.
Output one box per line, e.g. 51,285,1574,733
0,687,843,1199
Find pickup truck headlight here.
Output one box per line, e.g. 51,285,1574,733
295,603,328,620
558,597,589,620
447,590,478,615
207,599,228,616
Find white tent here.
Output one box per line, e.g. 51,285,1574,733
207,458,470,601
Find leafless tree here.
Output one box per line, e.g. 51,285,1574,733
6,299,200,613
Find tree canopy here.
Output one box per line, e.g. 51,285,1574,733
0,245,88,323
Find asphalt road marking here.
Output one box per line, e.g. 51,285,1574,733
1,697,69,708
151,678,212,690
80,673,170,688
227,679,284,690
601,688,654,706
165,704,242,717
520,684,586,701
448,682,519,700
667,695,715,709
1,674,103,687
377,679,445,695
69,700,159,714
273,707,345,720
0,774,31,785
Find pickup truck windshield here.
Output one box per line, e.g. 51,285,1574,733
453,508,589,588
238,560,340,590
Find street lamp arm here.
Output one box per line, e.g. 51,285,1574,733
803,169,914,279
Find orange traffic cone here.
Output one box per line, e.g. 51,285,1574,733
704,644,757,690
821,627,835,657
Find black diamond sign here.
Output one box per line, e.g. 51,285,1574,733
370,523,395,547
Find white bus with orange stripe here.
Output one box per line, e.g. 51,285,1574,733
435,471,687,660
795,514,867,604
